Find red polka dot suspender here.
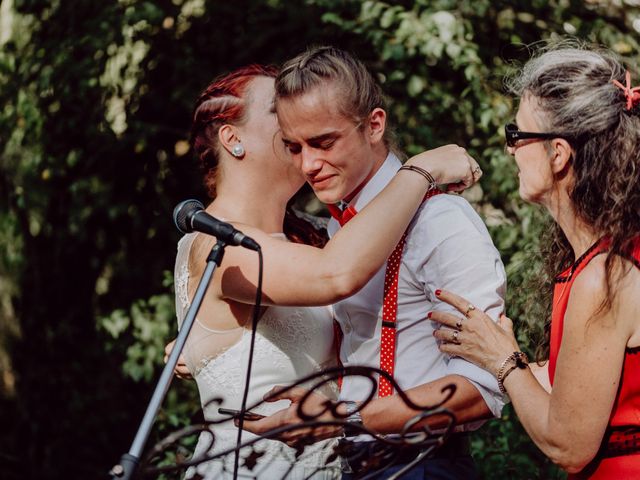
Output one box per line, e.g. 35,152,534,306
378,189,442,397
378,231,407,397
329,189,442,397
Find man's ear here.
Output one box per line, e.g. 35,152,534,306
366,107,387,145
550,138,573,175
218,124,241,156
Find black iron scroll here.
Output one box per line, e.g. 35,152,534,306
140,366,458,479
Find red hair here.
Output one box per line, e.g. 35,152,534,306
191,65,278,198
189,65,327,247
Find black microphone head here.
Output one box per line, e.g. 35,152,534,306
173,199,205,234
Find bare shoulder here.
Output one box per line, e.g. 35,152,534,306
570,254,608,298
188,233,217,277
569,253,640,338
187,221,269,276
574,252,640,302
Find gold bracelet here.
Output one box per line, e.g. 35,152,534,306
496,351,529,394
398,165,437,190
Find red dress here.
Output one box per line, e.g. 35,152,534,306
549,238,640,479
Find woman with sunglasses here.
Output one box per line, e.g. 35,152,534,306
430,44,640,478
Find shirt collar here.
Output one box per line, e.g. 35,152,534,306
345,152,402,212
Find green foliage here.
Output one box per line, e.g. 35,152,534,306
1,0,639,478
471,405,565,479
99,275,200,477
100,289,173,382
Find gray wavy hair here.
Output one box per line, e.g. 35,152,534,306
507,43,635,138
510,42,640,355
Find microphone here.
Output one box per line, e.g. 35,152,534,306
173,199,260,251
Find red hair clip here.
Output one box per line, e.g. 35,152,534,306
612,71,640,111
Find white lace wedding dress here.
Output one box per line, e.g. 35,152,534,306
174,232,341,479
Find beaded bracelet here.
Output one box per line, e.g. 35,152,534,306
398,165,437,191
496,351,529,394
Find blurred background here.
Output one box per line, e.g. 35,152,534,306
1,0,639,478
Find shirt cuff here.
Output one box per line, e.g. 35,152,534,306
447,358,508,418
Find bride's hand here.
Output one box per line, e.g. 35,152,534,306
405,144,482,192
241,385,341,447
164,339,192,380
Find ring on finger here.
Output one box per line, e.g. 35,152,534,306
464,304,476,317
455,317,463,330
452,330,460,344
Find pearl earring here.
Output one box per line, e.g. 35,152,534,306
231,143,245,158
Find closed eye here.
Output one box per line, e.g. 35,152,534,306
282,140,302,154
310,139,336,150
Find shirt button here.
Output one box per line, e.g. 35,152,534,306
344,324,352,334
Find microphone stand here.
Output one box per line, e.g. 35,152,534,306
109,240,227,480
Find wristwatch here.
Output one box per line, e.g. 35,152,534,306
342,400,363,437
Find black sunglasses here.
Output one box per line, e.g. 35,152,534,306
504,123,571,148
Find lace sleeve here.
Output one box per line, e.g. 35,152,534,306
174,233,196,329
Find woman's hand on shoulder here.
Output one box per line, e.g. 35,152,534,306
430,290,519,374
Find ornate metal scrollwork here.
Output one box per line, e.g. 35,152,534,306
141,366,458,479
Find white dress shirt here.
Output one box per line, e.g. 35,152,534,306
328,153,507,425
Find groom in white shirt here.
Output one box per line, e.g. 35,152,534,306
244,46,506,479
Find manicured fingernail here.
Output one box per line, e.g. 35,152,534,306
427,312,432,319
435,289,442,296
